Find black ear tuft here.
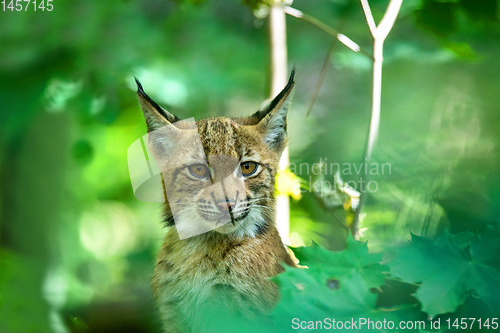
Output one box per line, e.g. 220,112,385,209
267,67,295,113
254,68,295,151
135,77,180,130
134,76,145,93
248,68,295,124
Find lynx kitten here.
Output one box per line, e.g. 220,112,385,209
135,70,297,333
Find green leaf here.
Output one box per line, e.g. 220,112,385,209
414,1,458,38
460,0,498,22
271,235,388,329
292,234,387,290
242,0,267,11
444,41,477,61
385,228,500,317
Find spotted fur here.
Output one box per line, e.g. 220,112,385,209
136,71,297,333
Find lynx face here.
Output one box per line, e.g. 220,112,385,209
136,72,294,239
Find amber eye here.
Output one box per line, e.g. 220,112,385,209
187,164,209,179
241,161,258,177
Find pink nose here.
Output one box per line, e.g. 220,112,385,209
216,201,234,212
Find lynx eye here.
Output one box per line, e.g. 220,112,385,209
241,161,258,177
187,164,209,179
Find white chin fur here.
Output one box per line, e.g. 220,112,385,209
174,207,267,239
217,209,267,238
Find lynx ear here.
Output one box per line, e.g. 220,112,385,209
135,78,185,158
255,69,295,151
135,77,180,132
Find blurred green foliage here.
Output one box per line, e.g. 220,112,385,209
1,0,499,332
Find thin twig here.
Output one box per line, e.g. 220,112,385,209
305,1,354,118
305,39,337,119
377,0,404,40
360,0,377,35
283,6,373,61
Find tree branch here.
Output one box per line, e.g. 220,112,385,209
351,0,403,238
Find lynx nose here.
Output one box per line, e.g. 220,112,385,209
215,200,234,212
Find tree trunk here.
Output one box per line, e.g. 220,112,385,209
268,2,290,244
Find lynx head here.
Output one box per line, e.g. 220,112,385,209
136,71,294,239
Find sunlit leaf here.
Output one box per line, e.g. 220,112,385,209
276,167,303,200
